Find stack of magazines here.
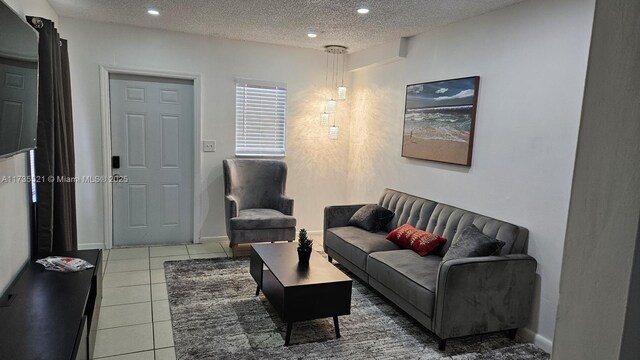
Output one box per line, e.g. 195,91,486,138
36,256,95,272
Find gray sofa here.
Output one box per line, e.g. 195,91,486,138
323,188,537,350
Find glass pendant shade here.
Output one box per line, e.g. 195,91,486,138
320,112,330,126
326,99,337,113
328,126,339,140
337,86,347,100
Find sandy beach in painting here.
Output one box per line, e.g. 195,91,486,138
402,134,469,164
402,105,472,164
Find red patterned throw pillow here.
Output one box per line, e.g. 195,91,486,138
386,224,447,256
386,224,415,248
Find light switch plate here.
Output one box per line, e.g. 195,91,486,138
203,140,216,152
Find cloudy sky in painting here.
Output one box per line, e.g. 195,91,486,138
406,77,477,109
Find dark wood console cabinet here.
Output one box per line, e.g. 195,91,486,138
0,250,102,360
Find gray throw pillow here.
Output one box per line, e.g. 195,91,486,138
348,204,394,232
442,224,505,262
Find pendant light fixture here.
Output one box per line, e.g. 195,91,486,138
324,45,348,102
320,112,330,126
329,125,339,140
337,85,347,101
321,45,348,138
326,99,337,113
337,47,347,100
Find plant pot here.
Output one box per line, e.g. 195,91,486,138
297,248,312,263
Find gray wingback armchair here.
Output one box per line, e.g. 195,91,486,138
223,159,296,258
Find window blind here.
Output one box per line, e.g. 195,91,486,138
235,81,287,157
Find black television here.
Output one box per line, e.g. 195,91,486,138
0,0,38,158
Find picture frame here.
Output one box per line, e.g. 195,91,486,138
401,76,480,166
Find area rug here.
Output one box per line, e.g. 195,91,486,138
165,257,549,360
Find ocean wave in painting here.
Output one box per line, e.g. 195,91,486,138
404,105,472,143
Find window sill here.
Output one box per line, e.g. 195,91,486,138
235,154,286,159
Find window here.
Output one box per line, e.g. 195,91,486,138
235,80,287,157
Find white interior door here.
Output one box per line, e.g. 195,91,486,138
110,74,194,246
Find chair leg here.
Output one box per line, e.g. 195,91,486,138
328,256,333,263
285,323,293,346
438,338,447,351
232,244,237,259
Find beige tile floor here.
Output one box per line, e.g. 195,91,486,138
94,239,232,360
94,238,320,359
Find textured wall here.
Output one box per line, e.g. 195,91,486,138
553,0,640,358
345,0,595,351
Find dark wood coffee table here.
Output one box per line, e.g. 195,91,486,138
250,243,352,346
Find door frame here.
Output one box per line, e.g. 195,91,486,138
99,65,202,249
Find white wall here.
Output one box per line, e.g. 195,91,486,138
553,0,640,358
58,17,350,248
345,0,595,351
2,0,23,16
22,0,57,23
0,0,59,294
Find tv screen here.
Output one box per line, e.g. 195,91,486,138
0,0,38,158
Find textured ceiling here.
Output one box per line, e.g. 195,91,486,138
49,0,525,52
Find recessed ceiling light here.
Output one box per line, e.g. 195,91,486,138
357,7,369,14
307,32,318,38
147,8,160,16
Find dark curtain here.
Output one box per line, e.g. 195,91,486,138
27,17,77,254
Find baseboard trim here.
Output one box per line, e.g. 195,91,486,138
199,235,229,242
77,232,322,249
199,230,322,243
77,243,105,250
306,230,322,237
519,327,552,354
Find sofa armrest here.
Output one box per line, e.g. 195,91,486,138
432,254,537,339
323,204,369,231
278,195,294,215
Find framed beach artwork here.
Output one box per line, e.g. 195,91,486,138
402,76,479,166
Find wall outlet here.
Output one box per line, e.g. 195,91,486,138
203,140,216,152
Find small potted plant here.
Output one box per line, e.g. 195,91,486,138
297,228,313,263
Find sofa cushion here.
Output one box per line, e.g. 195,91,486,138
386,224,447,256
325,226,400,271
230,208,296,230
348,204,394,232
378,189,438,232
442,224,505,262
377,189,526,256
426,203,521,256
367,250,442,317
